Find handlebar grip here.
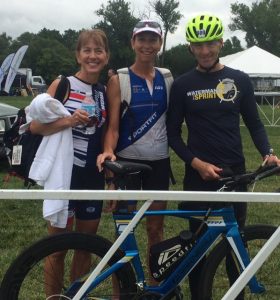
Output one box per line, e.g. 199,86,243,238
219,166,234,178
256,165,280,180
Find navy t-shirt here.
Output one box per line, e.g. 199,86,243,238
167,66,270,166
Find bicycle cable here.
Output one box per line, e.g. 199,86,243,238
193,207,212,239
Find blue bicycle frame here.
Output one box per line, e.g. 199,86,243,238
78,204,265,297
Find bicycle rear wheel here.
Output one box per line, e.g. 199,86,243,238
1,232,136,300
199,225,279,300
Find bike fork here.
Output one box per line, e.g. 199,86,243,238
226,228,265,294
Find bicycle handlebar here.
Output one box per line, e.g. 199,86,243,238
219,164,280,190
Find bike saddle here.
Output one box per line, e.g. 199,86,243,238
104,160,152,175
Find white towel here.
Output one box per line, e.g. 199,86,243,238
26,93,74,228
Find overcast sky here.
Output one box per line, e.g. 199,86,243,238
1,0,253,49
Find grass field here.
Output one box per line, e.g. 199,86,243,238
0,96,280,298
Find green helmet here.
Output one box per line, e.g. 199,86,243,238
186,14,224,43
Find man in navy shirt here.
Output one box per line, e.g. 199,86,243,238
167,13,278,299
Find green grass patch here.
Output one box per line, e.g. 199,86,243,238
0,95,33,108
0,97,279,297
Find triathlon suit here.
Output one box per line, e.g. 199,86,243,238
63,76,107,220
167,66,271,299
116,68,170,203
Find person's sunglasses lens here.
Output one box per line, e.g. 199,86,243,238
135,21,160,29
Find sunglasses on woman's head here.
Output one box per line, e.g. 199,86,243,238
134,21,162,32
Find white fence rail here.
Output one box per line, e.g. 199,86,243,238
255,91,280,126
1,189,280,202
1,189,279,300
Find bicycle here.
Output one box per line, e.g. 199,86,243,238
1,160,280,299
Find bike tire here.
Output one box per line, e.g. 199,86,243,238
0,232,137,300
198,224,279,300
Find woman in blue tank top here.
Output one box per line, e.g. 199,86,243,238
97,20,173,284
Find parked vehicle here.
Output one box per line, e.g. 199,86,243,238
0,103,19,158
18,68,47,94
30,75,47,93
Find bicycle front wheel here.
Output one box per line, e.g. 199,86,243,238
1,232,136,300
199,225,279,300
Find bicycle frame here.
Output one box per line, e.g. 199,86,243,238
71,201,265,299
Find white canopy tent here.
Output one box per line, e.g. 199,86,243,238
221,46,280,126
220,45,280,78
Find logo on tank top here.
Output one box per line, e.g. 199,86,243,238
155,85,164,90
132,85,145,93
216,78,239,103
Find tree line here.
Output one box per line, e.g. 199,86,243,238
0,0,279,85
